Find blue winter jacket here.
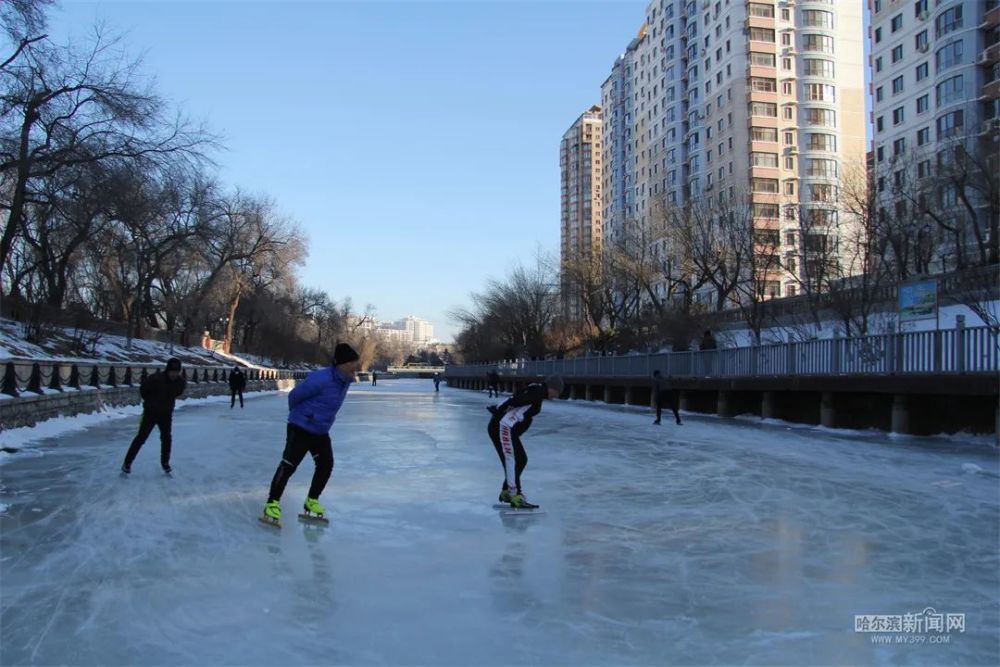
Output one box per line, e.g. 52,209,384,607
287,366,354,435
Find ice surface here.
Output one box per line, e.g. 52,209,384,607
1,380,997,665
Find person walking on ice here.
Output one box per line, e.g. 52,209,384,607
121,358,186,475
260,343,360,526
229,365,247,409
651,370,682,425
487,375,563,510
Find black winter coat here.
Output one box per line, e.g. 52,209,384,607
229,370,247,391
140,371,186,414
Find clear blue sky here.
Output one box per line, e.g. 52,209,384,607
53,0,649,340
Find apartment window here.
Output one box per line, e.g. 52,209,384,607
874,0,882,12
807,158,838,177
935,41,964,72
916,62,929,81
783,57,793,70
917,126,930,145
893,137,906,155
892,76,904,94
936,109,964,138
804,10,834,28
802,34,835,53
750,27,776,42
916,94,929,113
750,77,777,92
875,57,883,72
753,178,779,193
784,131,794,144
810,184,838,201
754,203,780,218
891,14,903,33
915,30,928,51
877,176,886,191
875,27,883,44
782,32,792,46
806,133,837,151
804,59,836,77
783,105,794,119
752,126,779,142
750,102,778,117
751,152,780,167
892,45,904,63
917,159,931,178
875,86,884,102
782,8,790,21
785,156,795,169
914,0,927,17
805,83,836,101
935,75,963,107
804,108,836,126
750,51,777,67
876,146,885,162
893,106,905,125
784,181,796,195
782,81,793,95
935,5,963,38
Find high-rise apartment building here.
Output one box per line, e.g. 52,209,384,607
560,105,604,321
600,0,867,302
869,0,999,272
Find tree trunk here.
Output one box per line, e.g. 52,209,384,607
224,287,241,354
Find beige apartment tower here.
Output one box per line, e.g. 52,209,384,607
560,105,603,322
600,0,867,303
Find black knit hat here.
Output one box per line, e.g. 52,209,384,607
166,358,182,372
332,343,360,366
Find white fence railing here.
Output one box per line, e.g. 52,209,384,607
445,326,1000,379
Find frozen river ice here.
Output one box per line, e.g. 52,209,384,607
1,380,998,665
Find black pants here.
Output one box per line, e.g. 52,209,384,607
124,411,172,468
656,390,680,423
488,384,499,398
268,424,334,502
488,418,526,493
230,388,244,408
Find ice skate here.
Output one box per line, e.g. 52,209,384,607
120,464,131,476
258,500,281,527
508,493,539,510
299,497,329,524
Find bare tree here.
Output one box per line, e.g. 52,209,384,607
0,24,212,276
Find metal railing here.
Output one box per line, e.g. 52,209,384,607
446,325,1000,380
1,359,307,398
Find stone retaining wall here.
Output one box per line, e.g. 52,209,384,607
0,379,297,430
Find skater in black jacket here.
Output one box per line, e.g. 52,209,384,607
487,376,563,509
122,358,186,475
229,366,247,408
651,370,682,425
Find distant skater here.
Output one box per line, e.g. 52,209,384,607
651,370,682,426
229,365,247,408
486,376,563,509
433,373,441,392
122,358,186,475
487,370,500,398
372,370,377,387
260,343,360,526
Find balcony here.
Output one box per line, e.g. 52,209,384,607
981,3,1000,30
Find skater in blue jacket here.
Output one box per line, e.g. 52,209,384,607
260,343,360,525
